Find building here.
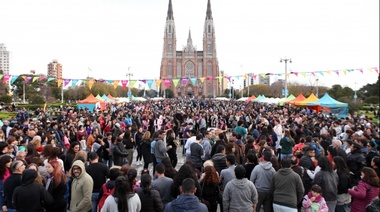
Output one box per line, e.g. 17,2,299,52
47,59,62,79
0,43,10,75
160,0,219,98
259,75,270,85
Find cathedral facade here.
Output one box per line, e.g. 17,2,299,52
160,0,219,97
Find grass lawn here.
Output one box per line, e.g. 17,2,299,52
0,112,17,120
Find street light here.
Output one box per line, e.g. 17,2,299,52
280,57,292,98
316,78,319,97
126,67,133,101
354,82,358,102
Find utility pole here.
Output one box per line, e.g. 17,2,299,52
280,57,292,98
126,67,133,101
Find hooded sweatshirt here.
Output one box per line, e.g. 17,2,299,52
164,194,208,212
69,160,94,212
223,178,258,212
12,169,54,212
250,161,276,192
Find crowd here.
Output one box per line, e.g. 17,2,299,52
0,98,379,212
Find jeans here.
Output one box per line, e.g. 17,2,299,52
280,153,293,161
91,192,99,212
273,203,297,212
107,156,114,167
256,191,272,212
326,200,337,212
7,209,17,212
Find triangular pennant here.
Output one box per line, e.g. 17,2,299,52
172,79,180,87
88,79,95,89
11,75,18,84
343,70,347,75
75,80,82,86
199,77,206,83
293,72,298,77
373,67,379,74
357,68,363,73
106,80,113,84
326,71,331,75
71,79,79,88
301,72,306,78
3,74,11,83
190,78,197,85
181,78,188,86
164,79,171,88
113,80,120,89
129,80,137,88
318,71,324,76
155,79,162,87
146,80,154,89
311,72,315,77
64,79,71,87
57,79,63,88
260,74,266,78
121,80,128,90
32,77,39,83
0,74,3,80
206,76,213,81
140,79,146,84
244,74,248,79
253,75,257,80
47,77,55,82
367,68,373,72
217,76,222,84
334,70,339,76
26,77,32,84
39,76,47,81
225,76,231,82
347,69,354,72
21,76,27,80
235,76,240,80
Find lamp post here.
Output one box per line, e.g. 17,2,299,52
280,57,292,98
316,78,319,97
126,67,133,101
354,82,358,102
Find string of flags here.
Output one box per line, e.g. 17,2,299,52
0,67,378,90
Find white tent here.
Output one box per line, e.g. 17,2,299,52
237,97,249,101
214,97,230,101
151,97,165,101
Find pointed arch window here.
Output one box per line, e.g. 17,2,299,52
208,25,211,33
169,25,171,33
207,62,212,76
177,63,181,78
168,62,173,78
198,63,202,77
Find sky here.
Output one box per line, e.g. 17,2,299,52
0,0,379,91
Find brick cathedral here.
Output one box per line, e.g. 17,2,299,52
160,0,219,97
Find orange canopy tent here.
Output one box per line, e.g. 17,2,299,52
294,93,319,106
247,95,256,102
77,94,105,111
285,93,306,105
107,94,118,102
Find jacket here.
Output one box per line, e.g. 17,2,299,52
154,138,169,161
112,141,129,166
12,170,54,212
211,153,227,174
45,176,67,212
2,173,22,209
302,192,328,212
136,188,163,212
348,180,380,212
250,161,276,192
69,160,94,212
271,168,304,209
164,194,208,212
223,178,258,212
312,170,339,201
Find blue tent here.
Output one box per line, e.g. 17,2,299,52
307,93,348,118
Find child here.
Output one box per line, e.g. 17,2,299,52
79,135,87,152
302,184,328,212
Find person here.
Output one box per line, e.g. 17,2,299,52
64,142,80,172
348,167,380,212
211,145,227,175
190,134,204,171
152,163,174,208
333,156,352,212
347,142,366,186
279,129,295,160
270,156,304,212
103,132,113,168
2,160,25,212
154,130,171,163
171,164,202,198
201,131,212,161
12,169,54,212
233,120,247,143
0,155,12,208
223,165,258,212
69,160,94,212
165,178,208,212
371,156,380,178
166,129,178,168
136,174,163,212
141,131,153,169
220,154,237,191
97,167,120,211
101,176,141,212
299,146,317,171
250,150,276,212
244,152,258,179
312,156,339,212
134,126,144,166
45,160,67,212
302,184,328,212
122,130,134,165
199,165,220,212
112,138,129,166
184,129,197,162
86,152,109,212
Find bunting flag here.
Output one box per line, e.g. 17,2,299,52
225,76,231,81
301,72,306,78
348,69,354,72
357,68,363,74
318,71,324,76
190,78,197,85
47,78,55,82
155,79,162,87
326,71,331,75
129,80,137,88
88,79,95,89
235,76,240,80
334,70,339,76
164,79,171,88
106,80,113,84
26,77,32,84
39,76,47,81
217,76,223,84
71,79,79,88
3,74,11,83
57,79,63,88
43,103,47,113
253,75,257,80
293,72,298,77
21,75,27,80
113,80,120,89
260,74,266,78
146,80,154,89
373,67,379,74
11,76,18,84
33,76,39,83
199,77,206,83
172,78,180,87
343,69,347,75
244,74,248,79
140,79,146,84
120,80,128,89
0,74,3,80
181,78,188,86
64,79,71,87
206,76,213,81
367,68,373,73
311,72,315,77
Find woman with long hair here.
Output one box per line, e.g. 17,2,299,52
0,155,12,207
76,125,87,142
333,156,352,212
161,157,177,179
348,167,380,212
27,163,45,186
63,142,80,172
45,160,67,212
136,174,163,212
25,143,39,164
101,176,141,212
171,164,202,198
199,166,220,212
166,129,178,168
123,130,134,165
141,131,153,169
30,135,44,153
280,129,295,160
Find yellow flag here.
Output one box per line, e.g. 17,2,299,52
199,77,206,83
88,79,95,89
57,79,63,88
113,80,120,89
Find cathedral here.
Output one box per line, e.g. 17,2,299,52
160,0,219,98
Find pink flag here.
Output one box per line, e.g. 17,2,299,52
64,79,71,87
164,79,171,88
357,68,363,73
181,78,188,86
373,67,378,74
25,76,32,84
121,80,128,90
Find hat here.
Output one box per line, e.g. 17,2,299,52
115,123,121,128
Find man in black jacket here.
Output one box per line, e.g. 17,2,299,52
2,160,25,212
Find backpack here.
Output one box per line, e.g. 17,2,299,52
98,183,115,212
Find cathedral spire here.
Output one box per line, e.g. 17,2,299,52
187,29,193,46
206,0,213,20
167,0,174,20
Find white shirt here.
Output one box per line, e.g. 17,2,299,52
185,136,196,155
